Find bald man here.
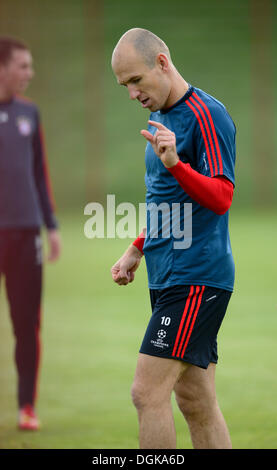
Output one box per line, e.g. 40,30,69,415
111,29,236,449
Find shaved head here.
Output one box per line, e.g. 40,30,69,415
112,28,171,69
111,28,187,112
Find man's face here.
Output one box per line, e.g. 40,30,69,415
0,49,34,96
112,45,171,112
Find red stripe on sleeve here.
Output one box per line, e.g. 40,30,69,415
186,99,214,177
189,96,218,175
192,92,223,174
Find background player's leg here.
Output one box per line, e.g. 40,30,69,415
5,230,42,409
131,353,187,449
174,362,232,448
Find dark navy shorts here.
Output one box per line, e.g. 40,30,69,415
139,285,232,369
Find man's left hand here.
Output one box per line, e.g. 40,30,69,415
47,229,62,262
141,120,179,168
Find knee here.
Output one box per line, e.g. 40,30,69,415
175,389,214,422
131,380,162,411
131,381,148,410
175,394,196,419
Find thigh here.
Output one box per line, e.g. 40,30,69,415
174,362,217,406
5,229,42,330
133,353,188,400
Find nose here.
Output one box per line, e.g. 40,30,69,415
28,69,34,80
25,66,34,81
128,86,140,100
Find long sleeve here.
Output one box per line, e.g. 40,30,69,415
167,160,234,215
32,114,58,229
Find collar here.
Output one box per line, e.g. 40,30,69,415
160,85,194,114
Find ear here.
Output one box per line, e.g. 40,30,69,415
156,53,169,72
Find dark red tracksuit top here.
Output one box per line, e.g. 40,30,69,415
0,95,57,230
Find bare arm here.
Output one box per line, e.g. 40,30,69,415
111,244,143,286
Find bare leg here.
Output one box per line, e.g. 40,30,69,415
131,353,187,449
174,363,232,449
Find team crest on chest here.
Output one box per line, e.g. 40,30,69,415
0,111,9,123
16,116,32,136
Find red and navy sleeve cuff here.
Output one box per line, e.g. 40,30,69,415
132,231,145,254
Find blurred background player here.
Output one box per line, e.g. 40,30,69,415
0,37,61,430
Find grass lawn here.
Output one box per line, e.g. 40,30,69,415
0,209,276,449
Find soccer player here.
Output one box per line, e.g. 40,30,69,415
0,37,61,430
110,29,236,449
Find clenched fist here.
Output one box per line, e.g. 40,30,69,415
141,120,179,168
111,244,143,286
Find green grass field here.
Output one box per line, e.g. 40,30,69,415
0,209,277,449
0,0,276,453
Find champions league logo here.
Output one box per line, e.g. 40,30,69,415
157,329,167,339
17,116,32,136
150,329,169,350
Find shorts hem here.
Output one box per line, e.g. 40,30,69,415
139,350,217,370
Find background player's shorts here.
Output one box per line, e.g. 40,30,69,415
139,285,232,369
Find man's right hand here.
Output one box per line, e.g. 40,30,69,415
111,245,143,286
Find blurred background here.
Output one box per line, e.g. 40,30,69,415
0,0,276,449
